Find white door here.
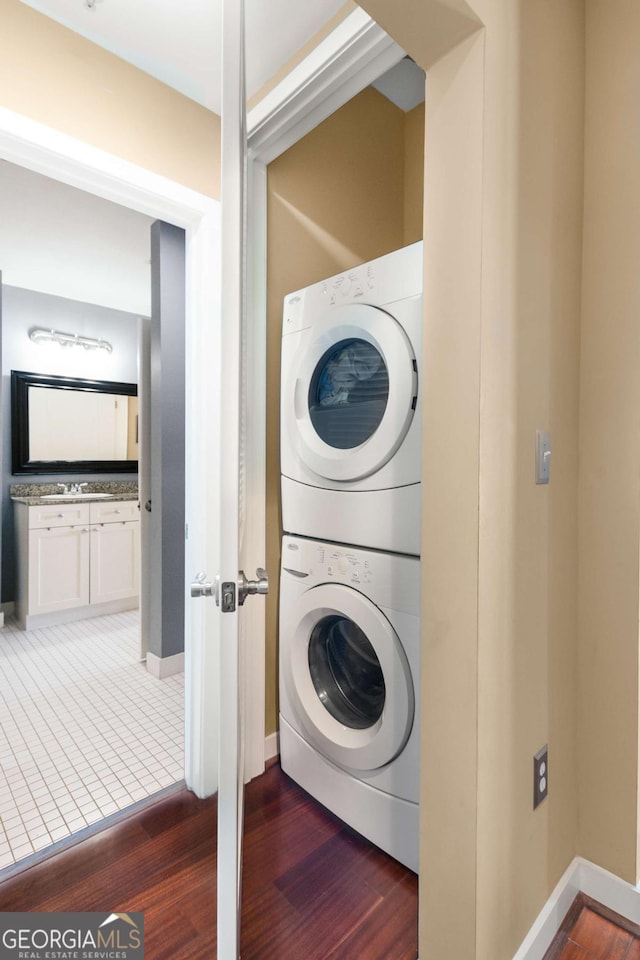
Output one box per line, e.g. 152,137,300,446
191,2,267,957
217,1,245,953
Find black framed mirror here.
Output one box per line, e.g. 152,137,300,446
11,370,139,475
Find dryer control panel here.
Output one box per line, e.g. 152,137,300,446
282,240,422,337
320,262,376,306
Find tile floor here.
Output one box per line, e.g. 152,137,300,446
0,610,184,870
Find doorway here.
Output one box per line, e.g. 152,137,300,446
0,162,187,870
0,116,232,880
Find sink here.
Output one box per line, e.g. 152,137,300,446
40,493,115,500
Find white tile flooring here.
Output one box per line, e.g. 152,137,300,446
0,610,184,870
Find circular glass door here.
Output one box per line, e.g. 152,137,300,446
283,583,414,771
287,304,417,482
308,614,386,729
308,339,389,450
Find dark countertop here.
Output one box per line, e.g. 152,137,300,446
9,480,139,507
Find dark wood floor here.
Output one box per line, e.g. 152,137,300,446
544,894,640,960
0,762,418,959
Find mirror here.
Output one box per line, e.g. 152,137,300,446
11,370,138,475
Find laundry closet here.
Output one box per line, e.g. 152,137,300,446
265,61,425,869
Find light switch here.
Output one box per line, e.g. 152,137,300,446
535,430,551,484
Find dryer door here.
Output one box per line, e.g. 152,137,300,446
282,582,414,771
286,303,418,482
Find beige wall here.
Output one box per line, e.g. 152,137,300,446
474,2,584,955
578,0,640,882
0,0,220,197
419,33,484,959
404,104,425,245
265,87,424,733
359,1,584,958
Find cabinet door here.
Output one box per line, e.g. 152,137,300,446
28,526,90,616
90,521,140,605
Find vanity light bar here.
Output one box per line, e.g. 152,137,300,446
29,327,113,354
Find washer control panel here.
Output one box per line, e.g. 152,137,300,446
318,544,373,586
282,535,420,617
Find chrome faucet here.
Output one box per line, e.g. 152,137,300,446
57,482,88,495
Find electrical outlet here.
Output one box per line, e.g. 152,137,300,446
533,745,548,809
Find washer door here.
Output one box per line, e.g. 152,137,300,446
282,583,414,771
287,304,417,482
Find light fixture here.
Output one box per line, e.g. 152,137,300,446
29,327,113,354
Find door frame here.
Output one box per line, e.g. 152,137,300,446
0,103,261,795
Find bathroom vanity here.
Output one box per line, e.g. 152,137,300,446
12,490,140,630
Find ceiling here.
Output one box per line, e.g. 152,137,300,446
4,0,354,312
20,0,350,116
0,160,153,315
2,3,423,315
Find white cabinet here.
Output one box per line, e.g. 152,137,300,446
28,524,91,617
90,501,140,604
15,499,140,629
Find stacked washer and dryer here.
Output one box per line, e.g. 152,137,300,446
278,241,423,873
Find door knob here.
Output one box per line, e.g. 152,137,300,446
191,568,268,611
191,571,218,601
237,567,269,606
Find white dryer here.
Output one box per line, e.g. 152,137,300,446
279,534,420,872
280,242,423,556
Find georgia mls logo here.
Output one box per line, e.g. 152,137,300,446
0,911,144,960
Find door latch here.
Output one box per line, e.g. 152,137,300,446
191,568,268,612
221,581,236,612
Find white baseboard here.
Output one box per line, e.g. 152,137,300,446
146,650,185,679
0,611,4,628
513,856,640,960
577,857,640,924
265,731,279,763
512,858,582,960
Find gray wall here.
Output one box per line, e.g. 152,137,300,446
1,285,140,602
147,221,186,660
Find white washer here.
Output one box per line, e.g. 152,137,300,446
279,534,420,872
280,242,423,556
